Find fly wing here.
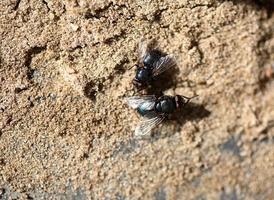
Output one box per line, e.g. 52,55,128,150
125,95,156,109
152,54,176,77
138,39,158,64
134,115,165,137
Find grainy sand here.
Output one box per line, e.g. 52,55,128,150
1,0,274,199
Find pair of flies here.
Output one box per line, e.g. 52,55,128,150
125,40,196,136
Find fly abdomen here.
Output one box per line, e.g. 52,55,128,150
143,50,162,68
137,107,150,116
137,102,155,116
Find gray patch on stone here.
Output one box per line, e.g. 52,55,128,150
0,186,22,200
220,189,237,200
220,136,241,156
113,139,140,157
194,194,206,200
63,180,87,200
154,187,166,200
115,193,126,200
191,177,201,188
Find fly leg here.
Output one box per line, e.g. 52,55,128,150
181,95,199,104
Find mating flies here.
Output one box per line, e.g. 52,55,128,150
126,94,197,136
133,40,176,88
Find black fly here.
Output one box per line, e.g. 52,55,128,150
125,94,197,136
133,40,176,88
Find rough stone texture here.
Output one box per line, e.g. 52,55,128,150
1,0,274,199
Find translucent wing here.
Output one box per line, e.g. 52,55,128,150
125,95,156,109
138,39,158,64
138,40,148,63
152,54,176,77
135,115,165,137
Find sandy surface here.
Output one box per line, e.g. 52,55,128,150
1,0,274,199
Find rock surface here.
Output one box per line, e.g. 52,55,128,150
1,0,274,199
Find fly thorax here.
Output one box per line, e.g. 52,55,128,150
136,68,150,82
156,99,176,114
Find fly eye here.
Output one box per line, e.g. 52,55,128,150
155,103,162,112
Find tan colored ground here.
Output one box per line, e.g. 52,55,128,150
1,0,274,199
